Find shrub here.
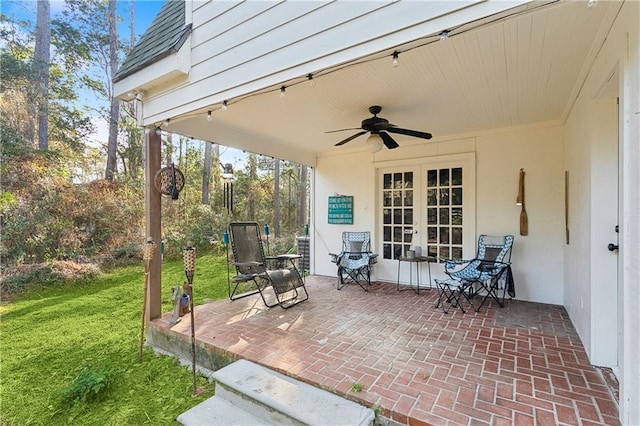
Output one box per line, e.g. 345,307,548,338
0,261,100,298
60,366,114,405
0,152,144,265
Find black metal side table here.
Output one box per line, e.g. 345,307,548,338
397,256,436,294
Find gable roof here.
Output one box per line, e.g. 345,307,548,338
114,0,191,82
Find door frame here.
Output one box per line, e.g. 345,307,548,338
374,153,476,284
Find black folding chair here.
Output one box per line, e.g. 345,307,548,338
228,222,309,309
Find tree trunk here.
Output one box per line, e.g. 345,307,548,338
248,154,257,220
126,0,141,178
165,132,174,166
299,165,308,229
212,144,220,208
202,142,212,204
35,0,50,150
105,0,119,181
274,158,281,237
130,0,135,47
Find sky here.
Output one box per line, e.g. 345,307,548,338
1,0,245,167
0,0,165,40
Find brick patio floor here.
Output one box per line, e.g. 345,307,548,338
149,276,620,426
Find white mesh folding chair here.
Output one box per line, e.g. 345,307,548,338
435,234,514,313
329,231,378,291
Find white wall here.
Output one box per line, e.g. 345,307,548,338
313,124,565,305
476,126,565,304
563,2,639,424
313,151,377,276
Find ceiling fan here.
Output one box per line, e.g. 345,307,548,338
328,105,432,150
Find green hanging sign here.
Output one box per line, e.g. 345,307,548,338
328,196,353,224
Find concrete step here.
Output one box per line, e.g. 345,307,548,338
178,359,375,426
177,395,269,425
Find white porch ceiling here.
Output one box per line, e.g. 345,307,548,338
165,1,622,165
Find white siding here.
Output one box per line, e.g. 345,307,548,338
140,0,532,125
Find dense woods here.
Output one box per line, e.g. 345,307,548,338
0,1,309,276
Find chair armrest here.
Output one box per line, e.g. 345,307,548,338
440,257,474,271
441,257,473,265
233,261,263,267
272,254,302,260
266,254,302,269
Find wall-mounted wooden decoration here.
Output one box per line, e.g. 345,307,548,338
565,170,570,244
517,169,528,236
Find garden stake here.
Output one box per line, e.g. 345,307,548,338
223,230,230,297
138,237,156,362
263,223,270,255
183,243,197,394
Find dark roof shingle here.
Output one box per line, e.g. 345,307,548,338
114,0,191,82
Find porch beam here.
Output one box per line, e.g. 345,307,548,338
145,128,162,320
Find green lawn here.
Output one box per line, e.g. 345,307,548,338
1,253,230,425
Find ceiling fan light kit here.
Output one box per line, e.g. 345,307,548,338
366,133,384,153
329,106,432,150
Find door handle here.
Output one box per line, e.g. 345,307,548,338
607,243,619,252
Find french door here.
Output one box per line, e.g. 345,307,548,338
375,154,476,284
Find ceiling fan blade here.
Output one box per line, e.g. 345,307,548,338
325,127,362,134
334,131,368,146
379,131,399,149
385,126,432,139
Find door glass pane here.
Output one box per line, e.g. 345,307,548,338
439,169,450,186
427,189,437,206
404,190,413,206
403,228,413,243
383,244,391,259
428,227,437,244
439,208,449,225
393,173,403,189
427,208,437,224
439,246,450,258
451,247,463,259
439,227,450,244
393,191,402,206
404,172,413,188
384,174,392,189
404,209,413,224
393,227,402,242
383,191,392,206
383,209,392,224
452,188,462,205
427,245,438,257
383,226,391,241
452,227,462,244
427,170,437,187
451,208,462,225
440,188,450,205
452,167,462,185
393,209,402,224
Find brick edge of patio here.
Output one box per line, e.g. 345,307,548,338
147,317,411,426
